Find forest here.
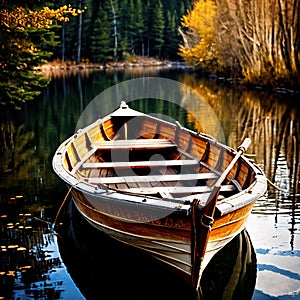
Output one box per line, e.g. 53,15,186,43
54,0,192,62
0,0,192,108
0,0,300,109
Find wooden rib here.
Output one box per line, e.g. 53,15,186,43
70,147,98,175
86,173,218,184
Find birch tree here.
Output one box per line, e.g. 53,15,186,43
77,0,83,63
110,0,118,61
217,0,300,83
181,0,300,86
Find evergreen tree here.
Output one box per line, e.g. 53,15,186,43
3,0,193,68
118,0,130,57
0,3,82,109
133,0,145,56
163,11,180,59
145,0,165,57
54,0,194,62
60,0,80,60
84,0,100,59
90,7,112,63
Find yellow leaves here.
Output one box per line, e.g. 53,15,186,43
179,0,220,69
0,5,84,31
182,0,216,32
12,38,37,56
29,45,37,53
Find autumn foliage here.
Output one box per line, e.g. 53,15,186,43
180,0,300,87
1,6,82,29
0,4,83,109
179,0,220,71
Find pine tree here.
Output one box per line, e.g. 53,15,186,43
145,0,165,57
118,0,130,57
90,7,112,62
0,4,82,109
133,0,145,56
163,11,180,59
84,0,100,59
1,0,194,70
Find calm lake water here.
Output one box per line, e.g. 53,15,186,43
0,67,299,299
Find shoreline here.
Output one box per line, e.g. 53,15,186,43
37,58,191,78
38,57,187,72
37,59,299,95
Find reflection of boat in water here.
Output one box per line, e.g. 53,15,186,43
52,102,266,288
58,201,257,300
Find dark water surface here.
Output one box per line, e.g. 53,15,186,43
0,68,299,299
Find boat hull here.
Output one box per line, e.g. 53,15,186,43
71,185,256,284
59,199,258,300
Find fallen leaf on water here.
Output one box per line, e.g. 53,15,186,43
17,247,27,251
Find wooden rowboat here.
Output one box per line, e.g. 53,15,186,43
52,102,267,289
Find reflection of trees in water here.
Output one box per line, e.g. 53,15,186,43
0,122,36,174
184,76,299,195
227,91,299,196
184,77,300,251
0,121,49,198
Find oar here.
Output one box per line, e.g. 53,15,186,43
191,138,252,290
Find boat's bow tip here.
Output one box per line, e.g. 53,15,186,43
110,101,144,117
120,101,129,109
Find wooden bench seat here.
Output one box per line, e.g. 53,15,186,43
93,139,176,150
86,172,218,184
119,184,236,195
82,159,199,169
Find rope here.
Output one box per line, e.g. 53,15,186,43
254,163,289,193
32,182,79,234
267,177,289,193
33,216,52,226
52,182,78,229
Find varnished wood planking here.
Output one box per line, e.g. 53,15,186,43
135,118,158,139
